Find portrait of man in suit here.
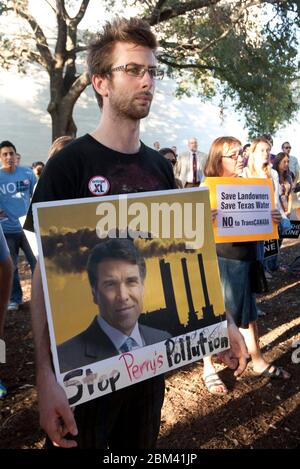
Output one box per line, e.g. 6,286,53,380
175,137,207,187
57,237,171,373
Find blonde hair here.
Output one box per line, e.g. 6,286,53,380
247,137,271,178
48,136,74,159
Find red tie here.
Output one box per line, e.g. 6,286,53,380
192,152,197,185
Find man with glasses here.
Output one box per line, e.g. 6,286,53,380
281,141,299,187
25,16,248,450
25,16,175,450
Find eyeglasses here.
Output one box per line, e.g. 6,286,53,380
283,146,291,150
222,148,244,160
110,63,164,80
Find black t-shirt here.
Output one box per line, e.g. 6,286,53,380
25,134,175,231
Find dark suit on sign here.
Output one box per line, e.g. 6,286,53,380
56,317,171,449
57,316,171,373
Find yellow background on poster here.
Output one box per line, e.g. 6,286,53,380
203,177,278,243
36,190,225,344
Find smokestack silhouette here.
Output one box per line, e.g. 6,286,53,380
159,259,178,316
181,258,195,314
197,254,215,321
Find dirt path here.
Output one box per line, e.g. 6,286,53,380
0,239,299,449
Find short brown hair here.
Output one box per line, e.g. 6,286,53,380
204,136,241,177
87,16,158,108
87,238,146,291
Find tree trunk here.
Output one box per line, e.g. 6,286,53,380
48,70,91,141
50,104,77,141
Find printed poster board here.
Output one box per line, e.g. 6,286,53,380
203,177,278,243
264,239,279,259
280,220,300,239
33,188,228,407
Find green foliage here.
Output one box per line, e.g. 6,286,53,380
149,0,300,136
210,8,299,136
0,0,299,138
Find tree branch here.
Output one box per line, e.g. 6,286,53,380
62,71,91,106
24,50,45,67
158,56,224,73
55,0,67,61
45,0,56,14
69,45,88,55
145,0,288,26
160,40,199,51
146,0,168,24
55,0,69,20
198,0,252,55
157,0,266,61
11,0,53,72
71,0,91,26
145,0,222,25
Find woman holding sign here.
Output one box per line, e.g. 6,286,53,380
202,136,290,394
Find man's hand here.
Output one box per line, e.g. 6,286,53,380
38,372,78,448
218,319,249,377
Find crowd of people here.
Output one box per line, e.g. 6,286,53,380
0,15,299,449
154,135,298,394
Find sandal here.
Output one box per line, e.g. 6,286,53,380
203,372,228,395
255,364,291,380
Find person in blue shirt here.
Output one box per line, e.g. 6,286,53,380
0,140,37,310
0,224,13,397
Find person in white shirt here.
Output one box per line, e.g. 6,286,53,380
281,141,299,187
176,137,207,187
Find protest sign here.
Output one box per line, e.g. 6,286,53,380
203,177,278,243
279,220,300,239
33,188,227,407
264,239,279,259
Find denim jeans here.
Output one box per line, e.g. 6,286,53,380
5,231,36,304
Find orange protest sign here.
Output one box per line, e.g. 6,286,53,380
203,177,278,243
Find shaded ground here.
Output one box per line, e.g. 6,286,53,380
0,239,300,449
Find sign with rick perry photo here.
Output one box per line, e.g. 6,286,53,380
33,188,228,407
